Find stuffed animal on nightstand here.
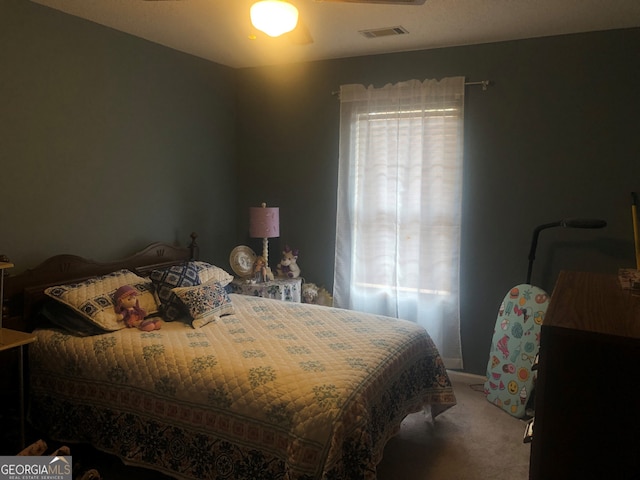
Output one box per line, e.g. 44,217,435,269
114,285,161,331
275,246,301,278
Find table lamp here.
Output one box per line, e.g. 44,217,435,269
249,202,280,273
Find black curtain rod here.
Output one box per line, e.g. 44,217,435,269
464,80,491,90
332,79,491,96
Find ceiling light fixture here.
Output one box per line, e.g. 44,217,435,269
250,1,299,37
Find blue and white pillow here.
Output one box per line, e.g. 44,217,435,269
172,281,235,328
44,269,158,331
150,262,201,321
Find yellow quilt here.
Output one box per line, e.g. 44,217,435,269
29,294,456,479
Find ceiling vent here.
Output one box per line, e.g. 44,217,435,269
315,0,426,4
359,25,409,39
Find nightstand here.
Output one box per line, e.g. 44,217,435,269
1,261,37,449
229,277,302,302
0,329,36,450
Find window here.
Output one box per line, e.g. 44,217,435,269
334,78,464,368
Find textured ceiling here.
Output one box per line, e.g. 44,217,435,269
30,0,640,68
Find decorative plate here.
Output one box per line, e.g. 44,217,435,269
229,246,257,278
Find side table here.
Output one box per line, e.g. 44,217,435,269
0,328,37,449
229,277,302,302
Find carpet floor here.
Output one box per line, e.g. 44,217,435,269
12,370,532,479
376,370,531,480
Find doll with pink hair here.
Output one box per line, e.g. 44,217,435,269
114,285,161,331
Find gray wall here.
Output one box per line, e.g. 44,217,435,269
1,1,238,269
235,28,640,374
3,0,639,375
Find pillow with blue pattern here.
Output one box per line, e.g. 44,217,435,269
150,262,201,321
172,281,235,328
44,269,158,331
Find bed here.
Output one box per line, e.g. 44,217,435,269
6,236,456,480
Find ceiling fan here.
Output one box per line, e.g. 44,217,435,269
142,0,426,45
249,0,425,45
248,0,310,44
314,0,425,3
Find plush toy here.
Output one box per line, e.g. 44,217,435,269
302,282,334,306
302,282,319,303
252,255,274,283
114,285,161,331
275,246,301,278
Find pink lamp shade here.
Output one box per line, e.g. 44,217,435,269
249,203,280,239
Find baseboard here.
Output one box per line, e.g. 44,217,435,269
447,369,486,383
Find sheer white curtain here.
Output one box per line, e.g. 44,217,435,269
333,77,464,369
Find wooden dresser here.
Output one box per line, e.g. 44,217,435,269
529,271,640,480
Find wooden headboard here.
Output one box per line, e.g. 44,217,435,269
2,233,199,332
